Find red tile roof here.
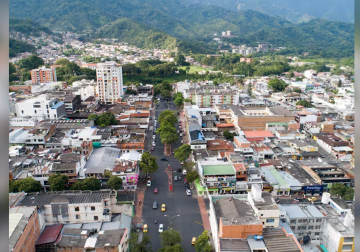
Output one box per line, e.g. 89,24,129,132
247,138,265,142
233,163,246,172
217,124,234,128
243,131,274,138
130,113,149,117
36,224,63,245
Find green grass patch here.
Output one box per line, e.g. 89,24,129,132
178,65,209,74
123,73,196,84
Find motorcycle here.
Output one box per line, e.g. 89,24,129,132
155,219,157,224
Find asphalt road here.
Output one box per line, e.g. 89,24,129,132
142,98,204,251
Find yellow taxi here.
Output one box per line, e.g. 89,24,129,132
161,204,166,212
143,224,148,233
191,237,197,245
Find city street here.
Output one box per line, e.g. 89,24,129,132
141,98,204,251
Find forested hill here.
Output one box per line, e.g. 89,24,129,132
10,18,53,36
9,0,354,57
188,0,354,24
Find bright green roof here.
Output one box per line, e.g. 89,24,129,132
202,164,235,176
269,169,289,187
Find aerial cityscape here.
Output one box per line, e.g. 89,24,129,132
8,1,355,252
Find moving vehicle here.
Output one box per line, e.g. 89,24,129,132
153,201,158,209
151,146,155,151
191,237,197,245
180,133,183,136
147,180,152,187
143,224,148,233
186,189,191,196
174,176,179,181
154,188,158,194
160,157,168,161
176,168,182,172
161,204,166,212
158,224,164,233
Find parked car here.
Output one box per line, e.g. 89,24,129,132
147,180,152,187
158,224,164,233
153,201,158,209
176,168,182,172
184,178,188,184
160,157,168,161
174,176,179,181
186,189,191,196
151,146,155,151
182,169,187,175
191,237,196,245
180,133,183,136
152,142,156,147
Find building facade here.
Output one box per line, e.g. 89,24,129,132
96,61,124,104
31,66,57,84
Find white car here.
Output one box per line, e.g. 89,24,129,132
158,224,164,233
182,169,187,175
147,180,152,187
152,142,156,147
186,189,191,196
153,135,156,140
180,133,183,137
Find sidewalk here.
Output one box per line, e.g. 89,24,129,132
133,184,146,225
197,196,211,231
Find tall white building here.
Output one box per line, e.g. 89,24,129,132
96,61,123,104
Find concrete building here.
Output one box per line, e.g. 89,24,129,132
72,79,97,101
15,94,65,121
279,204,325,243
96,61,124,104
9,206,41,252
31,66,57,84
16,191,115,225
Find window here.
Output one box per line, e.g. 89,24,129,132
75,207,79,211
266,219,275,223
21,110,24,114
315,225,321,229
46,105,49,109
344,237,354,243
76,215,80,219
104,201,109,206
290,220,296,224
308,226,314,230
91,206,95,211
315,232,320,236
34,110,37,114
94,216,98,221
290,226,296,230
316,219,322,222
342,245,352,251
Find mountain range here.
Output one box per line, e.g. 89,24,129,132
9,0,354,57
189,0,354,23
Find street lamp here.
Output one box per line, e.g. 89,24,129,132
164,214,180,229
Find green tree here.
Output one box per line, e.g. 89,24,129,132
157,121,177,135
195,231,212,252
186,170,199,184
107,176,123,190
71,177,101,191
296,100,313,108
9,177,41,193
159,244,184,252
160,230,182,247
48,174,69,191
88,114,99,124
182,161,195,172
127,232,152,252
161,89,172,100
19,55,44,70
174,54,185,66
55,58,71,66
174,144,192,163
173,92,184,108
140,152,159,174
97,112,117,125
337,79,342,87
330,183,354,200
223,130,237,141
104,170,112,178
9,62,16,75
160,130,178,145
158,110,177,126
186,66,190,73
268,78,288,92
